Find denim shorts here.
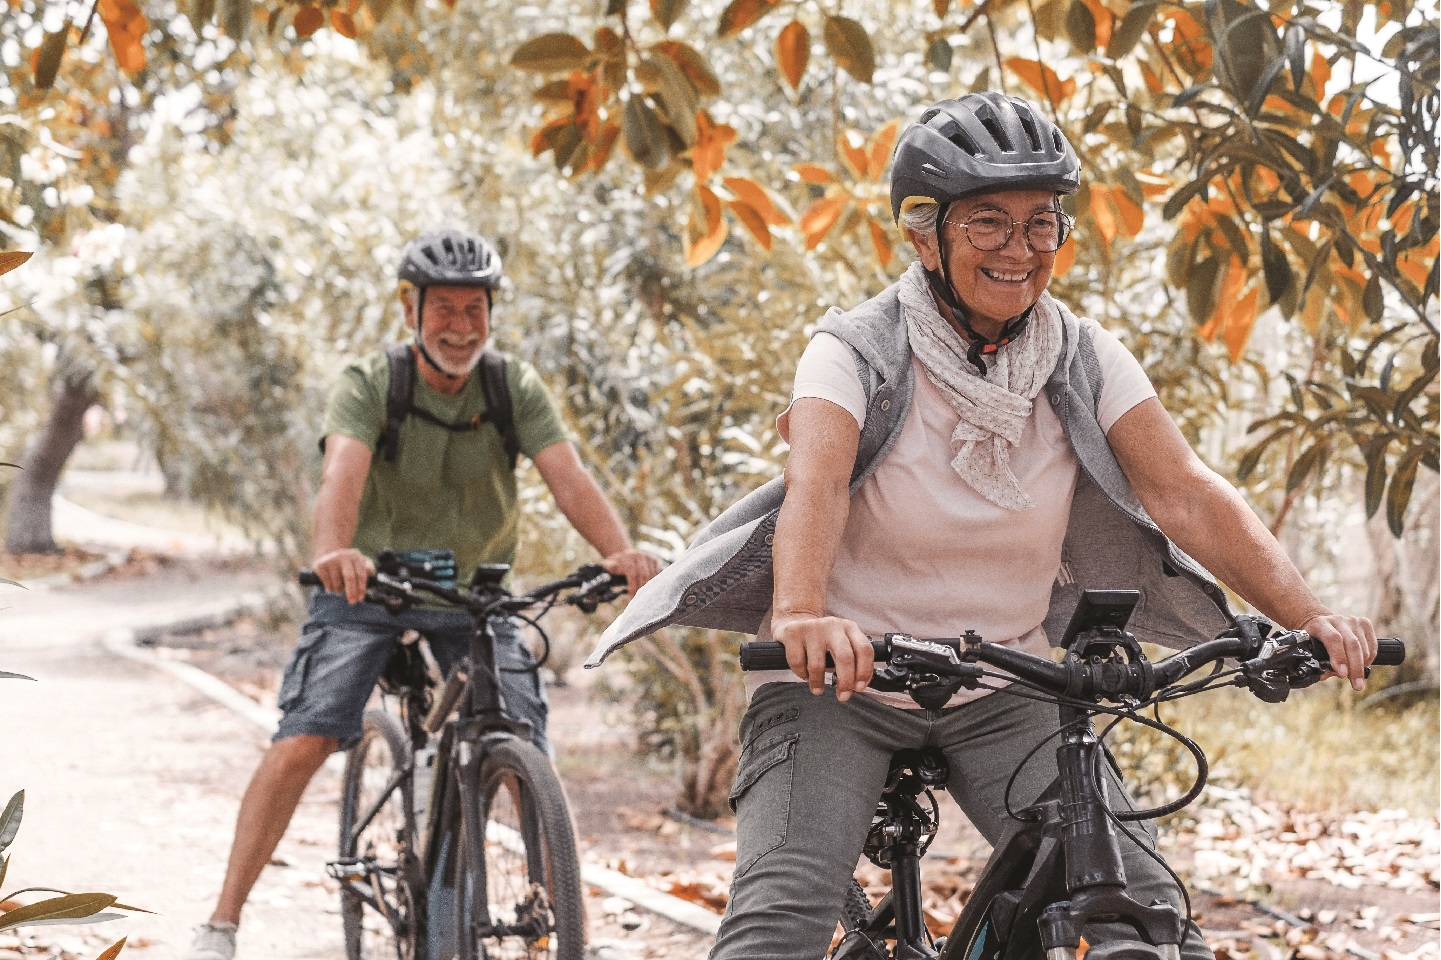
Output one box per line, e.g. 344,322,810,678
274,590,550,755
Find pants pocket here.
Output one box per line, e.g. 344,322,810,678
277,628,324,712
728,732,799,878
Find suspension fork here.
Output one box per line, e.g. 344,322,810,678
1039,703,1184,960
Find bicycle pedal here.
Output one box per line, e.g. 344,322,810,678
326,858,367,882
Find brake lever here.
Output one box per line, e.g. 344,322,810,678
1239,633,1325,703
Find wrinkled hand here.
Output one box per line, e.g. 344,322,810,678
314,548,376,604
772,613,874,701
1302,612,1377,691
602,548,661,596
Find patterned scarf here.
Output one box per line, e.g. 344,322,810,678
897,261,1063,510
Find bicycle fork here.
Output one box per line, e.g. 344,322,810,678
1036,706,1184,960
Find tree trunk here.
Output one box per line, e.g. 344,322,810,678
1364,466,1440,686
3,371,99,553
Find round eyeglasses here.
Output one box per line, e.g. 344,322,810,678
949,211,1074,253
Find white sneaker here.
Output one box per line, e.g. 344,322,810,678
185,921,237,960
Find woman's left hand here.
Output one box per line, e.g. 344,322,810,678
602,548,662,595
1301,612,1378,691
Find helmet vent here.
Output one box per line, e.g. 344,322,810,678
1018,114,1043,153
981,117,1014,153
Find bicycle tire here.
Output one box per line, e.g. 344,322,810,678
454,738,585,960
339,709,422,960
840,878,874,933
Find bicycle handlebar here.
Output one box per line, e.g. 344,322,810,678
738,629,1405,704
297,564,627,617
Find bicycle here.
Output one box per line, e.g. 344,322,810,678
738,589,1406,960
298,552,628,960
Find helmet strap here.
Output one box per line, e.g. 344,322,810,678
923,202,1034,377
411,285,467,384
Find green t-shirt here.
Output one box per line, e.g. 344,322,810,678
322,348,571,576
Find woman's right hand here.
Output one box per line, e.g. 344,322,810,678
313,548,376,604
772,613,874,701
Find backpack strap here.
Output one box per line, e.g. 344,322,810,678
380,343,416,462
480,349,520,470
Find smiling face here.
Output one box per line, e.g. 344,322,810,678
403,284,492,381
909,189,1061,342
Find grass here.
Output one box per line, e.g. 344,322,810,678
1108,681,1439,816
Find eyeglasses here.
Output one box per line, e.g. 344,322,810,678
948,211,1074,253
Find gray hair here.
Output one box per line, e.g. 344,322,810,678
899,202,941,238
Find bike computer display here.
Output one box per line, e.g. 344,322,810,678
1057,589,1140,647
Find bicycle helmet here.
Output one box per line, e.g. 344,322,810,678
397,228,503,381
888,94,1081,374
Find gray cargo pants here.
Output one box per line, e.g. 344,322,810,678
712,681,1210,960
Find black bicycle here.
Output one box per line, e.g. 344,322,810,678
299,552,627,960
739,589,1406,960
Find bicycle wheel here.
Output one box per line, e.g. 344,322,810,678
454,738,585,960
339,709,422,960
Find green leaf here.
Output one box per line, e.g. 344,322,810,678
510,33,592,74
0,671,34,680
1362,434,1394,518
1209,0,1278,106
1385,442,1427,537
651,0,689,31
1163,177,1211,220
1362,275,1384,323
0,853,7,893
189,0,217,31
1391,339,1439,427
1108,1,1156,59
621,95,670,169
33,28,68,90
0,792,21,853
642,53,697,147
1067,0,1096,54
1284,23,1305,90
1245,52,1288,117
823,16,875,83
221,0,250,40
1285,438,1325,493
926,36,952,73
1187,256,1222,329
606,0,625,14
0,893,116,931
1259,231,1292,305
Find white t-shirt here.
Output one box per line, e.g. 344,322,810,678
760,320,1158,707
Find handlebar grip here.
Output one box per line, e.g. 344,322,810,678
739,640,891,672
1374,638,1406,667
298,570,321,587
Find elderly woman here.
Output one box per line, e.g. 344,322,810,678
588,92,1376,960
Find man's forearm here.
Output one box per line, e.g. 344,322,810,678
553,474,632,557
312,485,361,558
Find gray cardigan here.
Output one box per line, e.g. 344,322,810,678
585,285,1231,667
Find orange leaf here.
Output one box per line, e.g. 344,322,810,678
687,185,728,266
869,218,893,268
1310,48,1330,94
1223,286,1260,362
330,9,357,37
836,131,869,180
1111,190,1144,237
800,196,845,249
794,163,835,184
718,0,779,37
722,176,790,225
1089,186,1119,245
1141,64,1164,94
0,251,33,277
1005,57,1076,104
729,200,772,250
776,20,809,90
867,118,901,181
587,121,621,173
293,5,323,36
94,938,127,960
1081,0,1113,50
1052,235,1076,276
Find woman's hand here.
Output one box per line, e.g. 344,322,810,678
1301,612,1378,691
772,613,874,701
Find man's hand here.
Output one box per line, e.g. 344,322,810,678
1301,612,1378,691
772,613,874,701
314,548,376,604
601,548,660,596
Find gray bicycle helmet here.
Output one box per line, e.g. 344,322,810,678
888,94,1080,375
398,228,503,380
397,228,503,289
889,93,1080,224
